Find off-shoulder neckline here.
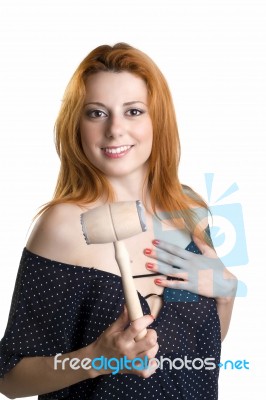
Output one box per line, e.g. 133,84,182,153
24,247,122,280
24,239,196,281
23,247,163,320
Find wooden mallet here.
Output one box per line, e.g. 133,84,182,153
80,200,148,340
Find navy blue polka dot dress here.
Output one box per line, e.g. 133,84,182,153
0,241,221,399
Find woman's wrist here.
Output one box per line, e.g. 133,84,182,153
52,342,103,381
72,342,102,379
215,271,238,304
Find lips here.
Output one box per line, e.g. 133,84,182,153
101,145,133,158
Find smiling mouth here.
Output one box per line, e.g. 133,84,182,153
101,145,134,158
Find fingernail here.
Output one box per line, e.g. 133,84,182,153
144,248,152,255
152,239,160,246
146,263,154,270
154,279,162,285
150,314,155,320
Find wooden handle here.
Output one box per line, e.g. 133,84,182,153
114,241,147,341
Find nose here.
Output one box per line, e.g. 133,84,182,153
105,115,125,139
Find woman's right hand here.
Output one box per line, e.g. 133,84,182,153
88,307,159,378
0,309,157,399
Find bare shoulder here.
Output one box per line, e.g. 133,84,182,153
26,203,85,263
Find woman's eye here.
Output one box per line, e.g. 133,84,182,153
86,110,107,118
126,108,143,117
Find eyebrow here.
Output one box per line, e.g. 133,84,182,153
84,101,147,107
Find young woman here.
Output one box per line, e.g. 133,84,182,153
0,43,237,399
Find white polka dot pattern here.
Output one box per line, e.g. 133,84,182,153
0,242,221,399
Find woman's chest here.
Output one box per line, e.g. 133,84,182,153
74,214,191,316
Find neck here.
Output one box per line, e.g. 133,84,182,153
107,169,150,204
109,179,146,202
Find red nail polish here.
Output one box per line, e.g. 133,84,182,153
144,248,152,255
155,279,162,284
152,239,160,246
146,263,154,270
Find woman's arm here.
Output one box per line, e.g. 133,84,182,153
191,235,238,341
0,310,157,399
216,292,236,341
1,205,158,398
0,345,92,399
214,269,237,341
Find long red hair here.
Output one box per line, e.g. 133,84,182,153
40,43,209,240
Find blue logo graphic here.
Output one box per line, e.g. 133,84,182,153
205,173,248,268
151,173,248,298
217,359,249,370
204,173,248,297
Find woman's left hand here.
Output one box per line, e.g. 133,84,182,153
144,236,237,299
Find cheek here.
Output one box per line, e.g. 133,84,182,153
80,134,96,161
80,122,88,146
137,119,153,141
80,124,98,148
80,130,89,152
144,122,153,147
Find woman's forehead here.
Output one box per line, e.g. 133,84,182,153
84,71,148,104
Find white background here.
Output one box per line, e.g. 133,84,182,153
0,0,265,398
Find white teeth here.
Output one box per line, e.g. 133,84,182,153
103,145,131,154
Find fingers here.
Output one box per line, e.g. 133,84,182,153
145,238,218,272
127,328,158,359
122,314,155,343
93,310,159,378
121,330,159,378
146,262,188,279
154,277,194,293
144,247,187,269
134,340,160,378
146,262,179,276
137,330,159,358
112,317,158,376
107,308,155,343
152,239,190,259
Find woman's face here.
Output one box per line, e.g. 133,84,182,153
80,71,153,180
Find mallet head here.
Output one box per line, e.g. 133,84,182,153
81,200,147,245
